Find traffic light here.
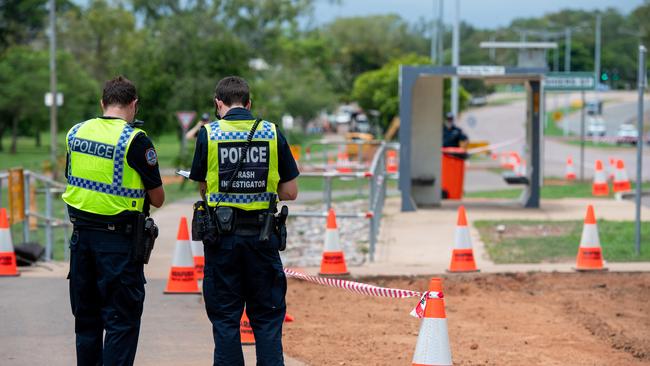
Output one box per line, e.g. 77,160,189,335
600,72,609,81
612,69,620,81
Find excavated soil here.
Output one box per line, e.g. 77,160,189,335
283,272,650,365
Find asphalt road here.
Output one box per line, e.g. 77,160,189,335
457,91,650,181
562,99,650,137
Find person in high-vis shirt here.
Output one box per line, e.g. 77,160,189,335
63,76,164,366
189,76,299,366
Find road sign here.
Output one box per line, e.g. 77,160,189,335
44,92,63,107
176,111,196,130
544,72,595,91
457,65,505,76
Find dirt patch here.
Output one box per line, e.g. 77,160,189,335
283,272,650,365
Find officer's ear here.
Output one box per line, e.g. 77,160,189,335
100,100,105,113
245,99,252,110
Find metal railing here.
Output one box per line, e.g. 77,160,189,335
293,141,397,261
0,170,71,261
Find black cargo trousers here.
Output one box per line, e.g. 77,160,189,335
68,228,145,366
203,232,287,366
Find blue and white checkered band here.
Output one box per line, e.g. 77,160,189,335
208,192,274,204
67,123,144,198
208,120,275,141
67,176,145,199
67,122,85,175
112,125,135,186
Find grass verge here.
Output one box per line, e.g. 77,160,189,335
465,180,650,199
475,219,650,263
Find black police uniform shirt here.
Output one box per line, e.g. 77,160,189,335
443,124,468,148
189,107,300,189
65,116,163,220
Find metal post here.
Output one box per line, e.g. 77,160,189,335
564,27,571,72
580,91,586,181
437,0,444,66
323,175,333,211
45,185,53,260
22,171,30,243
430,0,438,64
451,0,460,118
49,0,58,178
634,45,646,256
594,13,602,100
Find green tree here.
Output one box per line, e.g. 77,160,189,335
0,46,97,153
323,14,429,94
352,54,469,132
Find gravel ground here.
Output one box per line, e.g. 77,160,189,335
281,200,371,268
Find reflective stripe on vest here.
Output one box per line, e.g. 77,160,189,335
63,119,146,215
204,119,280,211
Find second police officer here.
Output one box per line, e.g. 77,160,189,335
189,76,299,366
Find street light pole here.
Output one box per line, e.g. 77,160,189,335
451,0,460,118
564,27,571,72
634,45,646,256
594,13,602,100
438,0,444,65
49,0,58,178
430,0,437,64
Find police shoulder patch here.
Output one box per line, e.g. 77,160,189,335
145,148,158,166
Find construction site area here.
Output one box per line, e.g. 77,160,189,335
2,1,650,365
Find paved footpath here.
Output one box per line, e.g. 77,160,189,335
0,197,305,366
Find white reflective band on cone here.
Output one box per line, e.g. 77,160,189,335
412,318,452,366
191,240,204,257
580,224,601,248
0,229,13,252
453,227,472,249
172,240,195,267
594,170,607,183
324,229,341,252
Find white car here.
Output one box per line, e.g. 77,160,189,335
586,116,606,137
616,124,639,145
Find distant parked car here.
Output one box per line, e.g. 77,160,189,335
586,116,606,137
585,100,603,115
616,123,639,145
469,95,488,107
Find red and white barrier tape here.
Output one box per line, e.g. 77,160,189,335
283,268,442,318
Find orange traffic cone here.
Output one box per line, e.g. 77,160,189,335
164,217,200,294
386,150,399,174
190,240,205,280
574,205,607,271
448,206,479,273
240,310,256,345
592,160,609,196
0,208,19,276
608,157,616,181
612,160,631,193
411,278,452,366
565,156,576,181
319,209,349,276
336,149,352,173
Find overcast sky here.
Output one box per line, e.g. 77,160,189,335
309,0,644,29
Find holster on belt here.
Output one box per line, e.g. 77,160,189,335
133,213,158,264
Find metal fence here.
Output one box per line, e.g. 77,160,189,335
0,170,71,261
293,141,398,261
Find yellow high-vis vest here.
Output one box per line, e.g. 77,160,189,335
204,119,280,211
62,118,146,216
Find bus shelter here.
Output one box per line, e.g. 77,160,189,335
398,65,546,211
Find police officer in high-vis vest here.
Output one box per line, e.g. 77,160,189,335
189,76,299,365
63,76,165,365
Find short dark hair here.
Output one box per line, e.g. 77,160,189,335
215,76,250,107
102,76,137,107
